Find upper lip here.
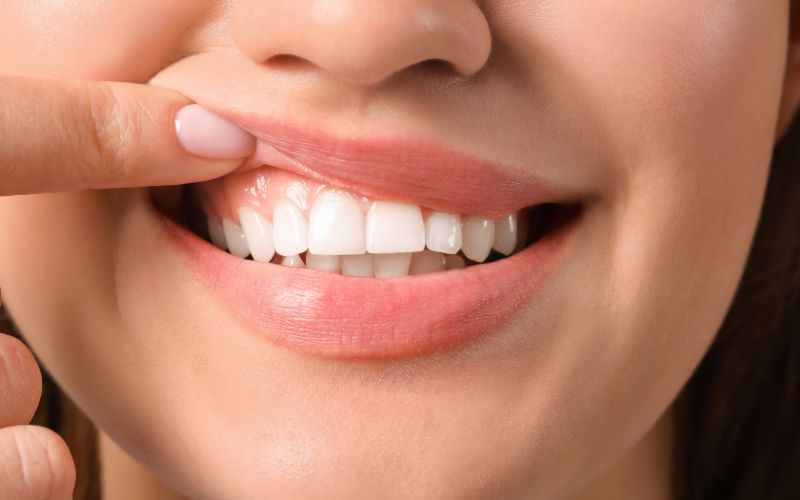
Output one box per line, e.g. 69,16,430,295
199,105,583,216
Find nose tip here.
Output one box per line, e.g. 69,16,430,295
231,0,492,85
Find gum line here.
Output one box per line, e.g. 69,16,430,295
194,166,523,276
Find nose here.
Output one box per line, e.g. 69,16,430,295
230,0,492,85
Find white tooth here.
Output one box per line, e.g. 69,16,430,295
280,254,305,268
366,201,425,253
373,253,411,278
445,254,466,270
461,216,495,263
273,200,309,256
306,253,342,273
237,207,275,262
308,191,366,255
409,250,447,275
492,213,518,256
341,254,373,277
222,218,250,258
425,212,462,254
207,218,228,250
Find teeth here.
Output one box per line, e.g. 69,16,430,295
445,254,466,270
222,218,250,258
306,253,342,273
273,200,309,256
373,253,411,278
341,254,374,277
207,218,228,250
280,254,305,268
492,213,518,256
237,207,275,262
425,212,462,254
366,201,425,254
461,216,495,263
308,190,366,255
409,250,447,275
209,185,522,272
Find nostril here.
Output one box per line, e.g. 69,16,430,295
266,54,316,71
411,58,463,78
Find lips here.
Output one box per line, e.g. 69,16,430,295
155,106,585,359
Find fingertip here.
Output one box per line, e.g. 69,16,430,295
0,425,76,500
0,334,42,427
175,104,256,159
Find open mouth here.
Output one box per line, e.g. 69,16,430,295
153,168,581,360
154,166,580,277
151,116,585,359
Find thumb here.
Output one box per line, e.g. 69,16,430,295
0,426,76,500
0,74,255,195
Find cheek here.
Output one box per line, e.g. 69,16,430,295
572,1,784,163
571,3,786,359
581,1,785,315
0,194,124,401
0,0,211,81
499,1,786,318
502,1,787,486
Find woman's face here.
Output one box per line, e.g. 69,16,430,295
0,1,790,498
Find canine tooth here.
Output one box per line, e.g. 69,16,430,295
237,207,275,262
366,201,425,253
409,250,447,275
461,216,495,263
492,213,518,256
306,253,342,273
445,254,466,269
280,254,305,268
308,191,366,255
273,200,309,256
207,218,228,250
222,218,250,258
373,253,411,278
342,254,373,277
425,212,462,254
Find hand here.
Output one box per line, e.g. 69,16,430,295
0,329,73,500
0,73,255,498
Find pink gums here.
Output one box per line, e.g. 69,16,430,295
196,166,467,226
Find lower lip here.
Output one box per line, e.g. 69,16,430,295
161,211,580,359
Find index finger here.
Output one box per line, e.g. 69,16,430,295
0,74,255,195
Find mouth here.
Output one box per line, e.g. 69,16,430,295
153,118,584,359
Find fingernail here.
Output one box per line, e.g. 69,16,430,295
175,104,256,159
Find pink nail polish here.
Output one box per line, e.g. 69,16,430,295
175,104,256,159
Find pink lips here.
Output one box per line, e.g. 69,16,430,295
164,210,578,359
166,106,583,358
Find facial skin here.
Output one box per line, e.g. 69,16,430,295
0,1,794,498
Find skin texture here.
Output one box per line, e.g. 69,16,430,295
0,1,798,498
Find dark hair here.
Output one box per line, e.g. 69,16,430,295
2,12,800,500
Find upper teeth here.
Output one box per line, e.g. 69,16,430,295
461,216,495,263
202,172,521,277
366,201,426,254
308,190,367,255
425,211,462,254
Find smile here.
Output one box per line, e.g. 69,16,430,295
156,115,585,359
